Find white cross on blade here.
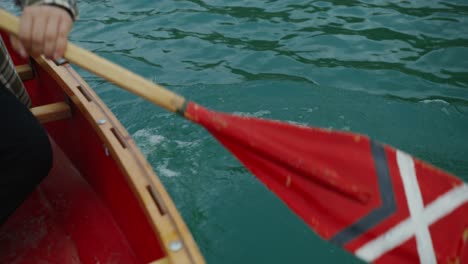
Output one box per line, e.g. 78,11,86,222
355,151,468,263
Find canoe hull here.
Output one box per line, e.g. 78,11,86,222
0,32,204,264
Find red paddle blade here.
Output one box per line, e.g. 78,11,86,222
185,102,468,264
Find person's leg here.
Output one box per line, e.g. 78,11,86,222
0,86,52,224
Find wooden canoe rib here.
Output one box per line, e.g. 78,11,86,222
0,35,204,263
15,64,34,81
30,101,71,124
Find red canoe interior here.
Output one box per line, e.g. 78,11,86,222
0,34,166,263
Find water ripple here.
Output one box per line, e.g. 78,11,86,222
72,0,468,102
60,1,468,263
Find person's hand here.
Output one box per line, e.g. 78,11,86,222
10,5,73,60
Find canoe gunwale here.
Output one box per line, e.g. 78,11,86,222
32,56,204,264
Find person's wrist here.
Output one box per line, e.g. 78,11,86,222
43,4,75,21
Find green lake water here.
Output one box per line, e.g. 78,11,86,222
5,0,468,263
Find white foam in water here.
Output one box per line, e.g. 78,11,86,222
287,120,310,127
157,160,180,178
132,128,166,156
149,134,165,145
419,99,450,105
175,140,201,148
233,110,271,117
134,129,165,144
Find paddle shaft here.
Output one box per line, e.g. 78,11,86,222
0,9,186,114
0,8,373,202
0,9,369,203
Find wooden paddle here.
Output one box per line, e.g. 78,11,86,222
1,9,467,264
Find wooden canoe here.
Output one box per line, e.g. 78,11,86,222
0,33,204,264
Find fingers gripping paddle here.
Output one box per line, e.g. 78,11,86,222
1,9,467,264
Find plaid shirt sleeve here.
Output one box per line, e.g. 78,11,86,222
0,37,31,107
0,0,78,107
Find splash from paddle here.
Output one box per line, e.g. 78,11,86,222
1,9,466,264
